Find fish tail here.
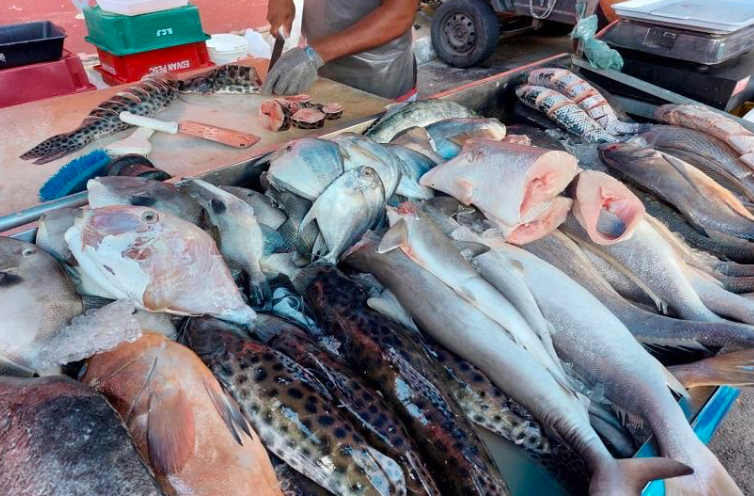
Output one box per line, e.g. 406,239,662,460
721,275,754,293
20,128,93,165
663,438,742,496
668,349,754,389
689,269,754,324
246,269,271,309
590,457,693,496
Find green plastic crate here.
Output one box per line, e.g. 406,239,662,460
84,4,209,56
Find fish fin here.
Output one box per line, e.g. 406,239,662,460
249,313,302,343
668,349,754,389
641,339,709,354
454,240,490,259
80,294,115,312
590,458,693,496
377,219,409,254
203,377,252,446
311,233,328,259
147,387,196,475
454,179,476,205
246,270,271,309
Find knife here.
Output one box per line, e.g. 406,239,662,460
119,112,260,149
269,34,285,71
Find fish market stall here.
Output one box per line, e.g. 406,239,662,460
1,53,753,496
0,59,389,218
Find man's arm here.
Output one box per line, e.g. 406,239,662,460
267,0,295,38
311,0,420,63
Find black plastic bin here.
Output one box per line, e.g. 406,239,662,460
0,21,66,69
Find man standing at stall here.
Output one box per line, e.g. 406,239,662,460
261,0,420,101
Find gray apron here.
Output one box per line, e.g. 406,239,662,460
302,0,415,100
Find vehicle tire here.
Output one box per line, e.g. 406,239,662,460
431,0,500,68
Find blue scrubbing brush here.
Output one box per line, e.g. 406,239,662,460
38,149,112,202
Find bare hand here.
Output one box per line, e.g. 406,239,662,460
267,0,295,38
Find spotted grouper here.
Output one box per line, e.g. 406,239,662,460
292,264,511,496
183,317,407,496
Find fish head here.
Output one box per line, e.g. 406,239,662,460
88,176,181,209
73,205,165,251
37,207,82,264
0,237,60,285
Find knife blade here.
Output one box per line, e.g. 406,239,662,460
269,35,285,71
119,112,260,149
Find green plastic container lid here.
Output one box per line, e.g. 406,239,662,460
84,4,209,56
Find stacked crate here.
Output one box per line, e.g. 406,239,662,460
0,21,95,108
84,3,213,85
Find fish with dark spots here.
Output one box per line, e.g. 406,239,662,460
183,317,407,496
270,453,335,496
0,376,165,496
261,316,440,496
292,264,511,496
401,328,590,494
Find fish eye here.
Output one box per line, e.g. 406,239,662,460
363,168,373,177
21,247,36,257
141,211,159,224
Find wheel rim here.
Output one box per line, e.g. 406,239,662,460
441,11,477,55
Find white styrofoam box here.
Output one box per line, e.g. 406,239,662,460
95,0,188,16
613,0,754,34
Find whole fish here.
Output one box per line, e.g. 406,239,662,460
183,179,269,306
300,166,385,264
21,75,179,165
526,230,754,350
0,376,165,496
456,229,739,496
515,85,618,143
655,104,754,168
82,333,283,496
262,317,440,496
331,133,402,200
183,317,407,496
384,144,436,201
0,237,82,371
420,140,579,227
633,188,754,264
292,264,511,496
379,203,571,389
88,176,205,226
266,138,344,201
345,233,689,496
389,127,444,163
527,68,649,135
600,143,754,241
639,125,754,202
570,170,645,245
178,64,262,94
365,100,478,143
506,125,566,150
65,205,256,325
219,185,287,229
424,118,506,159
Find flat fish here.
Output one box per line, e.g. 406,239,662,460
515,85,619,143
383,144,436,201
364,100,478,143
219,185,288,229
331,133,402,200
65,205,256,325
0,376,165,496
420,139,579,227
527,68,649,135
183,317,407,496
292,264,512,496
83,333,283,496
424,118,506,159
266,138,345,201
20,75,179,165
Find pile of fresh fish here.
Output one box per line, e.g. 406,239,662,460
5,82,754,496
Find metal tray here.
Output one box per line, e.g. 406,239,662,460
613,0,754,35
0,54,744,495
601,20,754,65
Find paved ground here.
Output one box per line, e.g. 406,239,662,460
416,33,753,494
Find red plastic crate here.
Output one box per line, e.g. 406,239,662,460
94,41,213,85
0,49,95,108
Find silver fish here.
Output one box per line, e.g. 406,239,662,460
331,133,402,200
364,100,478,143
383,144,436,201
389,127,444,163
300,166,385,264
424,118,506,159
515,85,618,143
183,179,269,307
266,138,345,201
219,185,287,229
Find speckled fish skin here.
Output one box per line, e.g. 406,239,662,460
364,100,478,143
178,64,262,94
20,75,178,165
403,328,591,495
65,205,256,325
515,85,618,143
88,176,205,226
184,317,407,496
0,376,165,496
270,453,334,496
293,264,511,496
264,319,441,496
527,69,649,135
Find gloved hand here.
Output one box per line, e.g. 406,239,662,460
261,46,325,96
